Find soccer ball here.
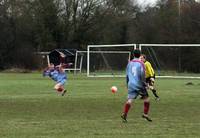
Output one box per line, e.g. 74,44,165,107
111,86,117,93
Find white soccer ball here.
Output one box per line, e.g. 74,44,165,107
111,86,118,93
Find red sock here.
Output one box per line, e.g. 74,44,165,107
123,103,131,116
57,87,63,92
144,101,150,115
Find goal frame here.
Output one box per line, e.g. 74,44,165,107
139,44,200,79
87,44,136,77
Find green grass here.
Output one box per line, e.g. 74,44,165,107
0,73,200,138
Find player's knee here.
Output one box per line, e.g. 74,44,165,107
54,83,62,89
127,99,133,104
143,97,150,102
54,85,58,90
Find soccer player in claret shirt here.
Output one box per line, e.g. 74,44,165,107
43,52,72,96
139,54,160,100
121,49,152,123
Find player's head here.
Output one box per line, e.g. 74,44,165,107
133,49,141,58
139,54,146,62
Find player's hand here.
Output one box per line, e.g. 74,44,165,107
56,64,61,68
68,63,73,66
150,77,155,82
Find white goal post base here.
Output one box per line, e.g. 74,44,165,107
156,76,200,79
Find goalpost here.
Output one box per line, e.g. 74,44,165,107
87,44,136,77
139,44,200,79
74,50,132,75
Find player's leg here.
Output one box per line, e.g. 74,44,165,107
54,83,64,93
54,82,66,96
55,78,67,96
149,79,160,100
121,90,138,122
152,89,159,100
141,90,152,122
60,79,67,96
142,97,152,121
121,99,133,122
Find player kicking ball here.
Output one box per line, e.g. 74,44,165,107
43,52,72,96
121,49,152,123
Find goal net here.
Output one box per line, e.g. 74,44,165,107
87,44,136,77
139,44,200,79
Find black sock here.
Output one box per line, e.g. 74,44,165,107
152,89,159,98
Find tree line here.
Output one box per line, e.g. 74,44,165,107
0,0,200,72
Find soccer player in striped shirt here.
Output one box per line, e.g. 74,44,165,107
121,49,152,123
43,52,72,96
139,54,160,100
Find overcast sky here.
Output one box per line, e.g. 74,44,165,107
135,0,159,8
136,0,158,5
136,0,200,6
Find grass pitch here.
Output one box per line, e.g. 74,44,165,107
0,73,200,138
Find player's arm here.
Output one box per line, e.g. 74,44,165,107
149,66,155,82
58,52,73,69
146,62,154,77
126,75,129,88
54,64,64,73
126,64,130,88
61,63,73,68
43,67,50,77
43,62,56,76
59,52,66,63
145,62,154,80
55,63,73,73
146,62,155,85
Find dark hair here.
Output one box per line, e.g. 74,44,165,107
133,49,141,58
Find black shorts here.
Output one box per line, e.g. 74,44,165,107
139,88,149,98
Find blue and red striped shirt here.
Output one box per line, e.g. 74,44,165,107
126,58,146,91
